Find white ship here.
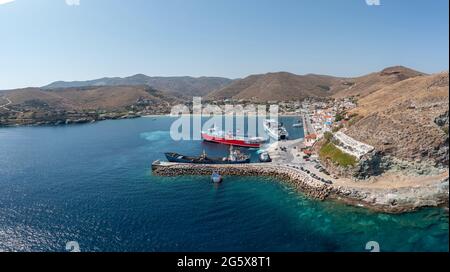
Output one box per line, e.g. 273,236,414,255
263,119,289,140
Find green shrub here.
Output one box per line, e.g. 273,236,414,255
323,131,333,142
319,142,357,167
335,113,345,122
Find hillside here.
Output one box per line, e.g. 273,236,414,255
43,74,233,98
346,71,449,167
38,66,424,102
2,85,181,111
333,66,425,99
205,72,346,101
0,85,184,126
205,66,424,102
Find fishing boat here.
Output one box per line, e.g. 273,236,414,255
263,119,289,140
201,126,266,148
211,171,223,183
165,146,251,164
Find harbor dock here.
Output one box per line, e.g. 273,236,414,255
151,159,449,213
151,102,448,214
152,161,332,200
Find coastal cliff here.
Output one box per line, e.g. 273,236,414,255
317,72,449,183
346,72,449,169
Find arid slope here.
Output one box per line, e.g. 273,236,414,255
346,72,449,167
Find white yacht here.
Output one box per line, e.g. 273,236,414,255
263,119,289,140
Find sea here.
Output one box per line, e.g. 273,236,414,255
0,116,448,252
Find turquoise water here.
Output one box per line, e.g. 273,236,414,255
0,117,448,252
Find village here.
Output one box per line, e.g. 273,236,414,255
153,96,448,213
265,96,373,185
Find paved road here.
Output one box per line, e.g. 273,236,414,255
268,136,338,183
302,112,315,136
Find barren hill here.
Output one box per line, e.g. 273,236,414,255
206,72,347,101
43,75,233,98
206,66,424,102
2,85,180,111
346,71,449,167
333,66,425,99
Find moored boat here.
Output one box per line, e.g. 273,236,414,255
211,171,223,183
165,146,251,164
258,151,272,163
293,120,303,128
263,119,289,140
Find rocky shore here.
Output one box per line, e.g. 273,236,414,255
152,161,449,214
0,110,143,127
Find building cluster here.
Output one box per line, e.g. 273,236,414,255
300,98,358,149
298,97,377,162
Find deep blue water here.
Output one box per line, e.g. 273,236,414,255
0,117,448,252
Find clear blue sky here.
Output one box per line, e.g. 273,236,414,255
0,0,448,89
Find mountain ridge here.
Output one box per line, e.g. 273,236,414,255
206,66,425,101
43,74,234,98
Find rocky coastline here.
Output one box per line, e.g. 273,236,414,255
0,111,144,128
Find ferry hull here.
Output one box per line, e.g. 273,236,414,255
201,133,261,148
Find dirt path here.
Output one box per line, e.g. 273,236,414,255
0,97,22,113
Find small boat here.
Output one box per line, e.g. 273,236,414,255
211,172,222,183
165,146,251,164
258,152,272,163
292,121,303,128
263,119,289,140
201,126,266,148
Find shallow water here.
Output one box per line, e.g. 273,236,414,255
0,117,448,252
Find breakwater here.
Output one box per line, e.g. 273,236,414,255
152,162,332,200
152,161,449,213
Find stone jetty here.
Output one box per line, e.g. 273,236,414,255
152,161,332,200
151,161,449,213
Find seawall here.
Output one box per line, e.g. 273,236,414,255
152,162,332,200
151,162,449,213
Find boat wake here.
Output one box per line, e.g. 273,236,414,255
140,131,170,142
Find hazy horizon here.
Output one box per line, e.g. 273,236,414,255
1,64,446,91
1,0,448,90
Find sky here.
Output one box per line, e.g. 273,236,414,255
0,0,448,90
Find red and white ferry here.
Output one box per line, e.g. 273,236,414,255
201,127,266,148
